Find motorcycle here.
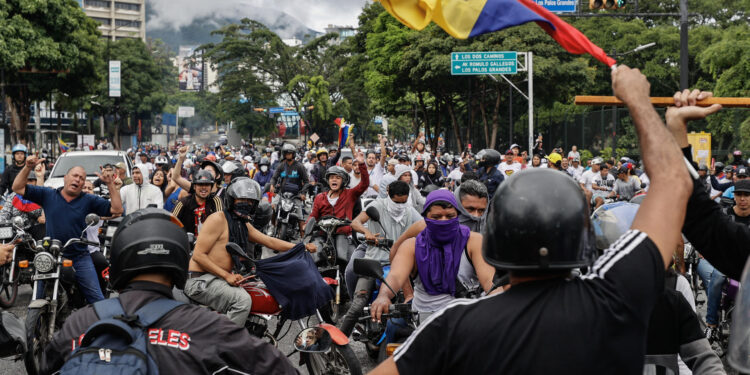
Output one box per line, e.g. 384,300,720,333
23,213,105,375
226,243,362,375
305,216,355,323
275,191,304,242
0,217,41,308
352,258,419,363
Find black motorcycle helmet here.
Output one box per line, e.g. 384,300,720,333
325,166,350,190
477,149,501,168
281,143,296,159
225,177,262,221
420,184,440,197
252,201,273,230
193,170,215,185
109,208,190,290
483,169,595,270
200,160,224,185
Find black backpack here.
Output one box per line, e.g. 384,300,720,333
60,298,184,374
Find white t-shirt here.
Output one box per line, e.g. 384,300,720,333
568,165,585,180
578,169,598,191
448,168,463,182
592,172,616,192
348,171,361,188
366,163,385,197
568,151,580,160
497,162,522,177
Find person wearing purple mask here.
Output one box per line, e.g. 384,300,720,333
369,189,495,322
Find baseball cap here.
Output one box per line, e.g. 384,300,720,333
737,167,749,177
510,143,520,150
505,150,514,156
115,162,126,170
547,152,562,165
735,179,750,193
572,157,580,162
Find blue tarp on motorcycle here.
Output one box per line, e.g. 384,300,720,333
255,243,334,320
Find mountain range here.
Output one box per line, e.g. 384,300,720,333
145,5,322,52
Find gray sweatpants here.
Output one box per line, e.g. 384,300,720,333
183,273,252,327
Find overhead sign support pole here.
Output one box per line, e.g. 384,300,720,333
527,52,533,156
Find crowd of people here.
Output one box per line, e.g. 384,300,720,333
0,66,749,375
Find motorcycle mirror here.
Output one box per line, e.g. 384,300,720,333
365,206,380,222
294,327,332,353
12,216,24,229
353,258,384,280
85,214,100,226
226,242,250,260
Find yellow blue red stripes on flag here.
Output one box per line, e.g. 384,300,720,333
58,138,69,153
376,0,616,67
336,118,354,149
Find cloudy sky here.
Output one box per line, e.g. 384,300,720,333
148,0,369,32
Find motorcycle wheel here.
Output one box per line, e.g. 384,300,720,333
278,223,288,241
24,307,50,375
0,263,19,308
303,343,362,375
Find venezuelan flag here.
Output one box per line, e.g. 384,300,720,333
377,0,616,67
58,138,69,153
337,119,354,149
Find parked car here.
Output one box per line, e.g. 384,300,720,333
44,151,133,189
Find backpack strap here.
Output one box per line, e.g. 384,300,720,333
93,298,126,320
133,299,185,327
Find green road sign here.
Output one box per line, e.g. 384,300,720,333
451,52,517,75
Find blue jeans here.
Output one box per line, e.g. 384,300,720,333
697,258,725,325
35,252,105,304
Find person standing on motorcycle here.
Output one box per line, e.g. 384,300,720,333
308,157,370,263
348,181,422,298
0,144,28,196
41,209,298,375
369,66,694,375
184,177,315,327
13,155,124,304
171,170,224,237
269,144,310,238
476,148,504,198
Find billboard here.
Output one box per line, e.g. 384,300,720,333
177,46,204,92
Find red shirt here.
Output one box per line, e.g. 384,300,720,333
308,163,369,235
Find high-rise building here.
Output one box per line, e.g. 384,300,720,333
80,0,146,41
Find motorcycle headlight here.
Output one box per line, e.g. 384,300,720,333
34,252,56,273
0,226,13,240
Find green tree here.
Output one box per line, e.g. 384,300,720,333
0,0,102,144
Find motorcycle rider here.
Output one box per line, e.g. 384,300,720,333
348,181,422,298
40,208,298,374
253,157,273,189
0,144,28,196
184,177,315,327
579,157,603,204
591,163,615,208
370,190,495,322
173,146,224,195
269,144,310,238
0,167,45,226
476,148,504,198
13,155,123,303
120,166,164,215
368,65,693,375
308,158,370,264
608,166,641,201
171,170,223,237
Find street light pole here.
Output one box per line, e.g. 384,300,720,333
679,0,689,90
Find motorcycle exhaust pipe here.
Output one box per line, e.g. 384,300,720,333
335,270,341,306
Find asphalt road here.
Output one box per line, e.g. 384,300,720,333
1,284,376,375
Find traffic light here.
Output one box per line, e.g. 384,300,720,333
590,0,625,9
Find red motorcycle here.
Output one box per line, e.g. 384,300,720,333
230,243,363,375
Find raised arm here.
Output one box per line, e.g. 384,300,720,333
612,66,693,268
13,155,44,197
378,134,387,167
173,146,192,191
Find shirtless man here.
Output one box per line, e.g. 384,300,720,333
182,177,316,326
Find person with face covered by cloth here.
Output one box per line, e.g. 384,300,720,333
370,190,495,324
387,180,491,301
393,164,425,212
476,148,505,198
184,177,317,327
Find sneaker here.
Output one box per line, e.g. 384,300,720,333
705,326,717,341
